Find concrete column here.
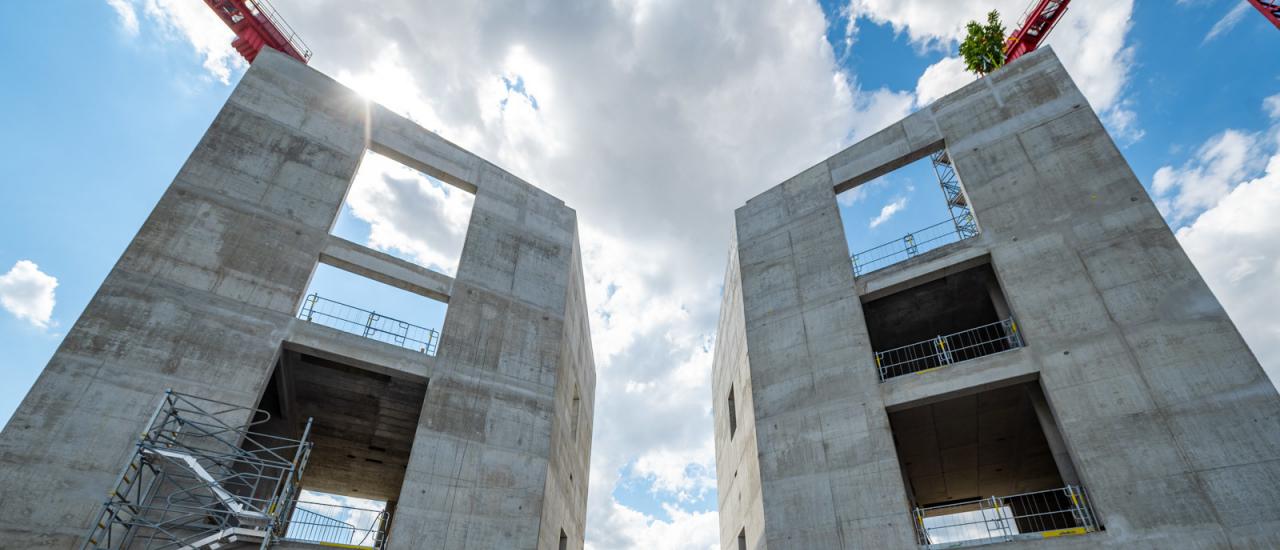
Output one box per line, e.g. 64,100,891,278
1026,385,1080,486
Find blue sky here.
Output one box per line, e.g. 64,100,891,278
2,2,1278,548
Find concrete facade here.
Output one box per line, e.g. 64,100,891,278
712,48,1280,549
0,48,594,549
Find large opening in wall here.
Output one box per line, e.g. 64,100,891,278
301,263,447,355
251,349,428,548
331,148,476,276
836,147,977,277
863,262,1021,380
890,381,1099,546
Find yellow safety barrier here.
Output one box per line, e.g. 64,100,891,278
1041,527,1088,538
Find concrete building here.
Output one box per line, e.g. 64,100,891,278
711,48,1280,549
0,48,594,550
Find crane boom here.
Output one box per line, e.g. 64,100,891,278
1004,0,1071,64
203,0,311,64
1248,0,1280,30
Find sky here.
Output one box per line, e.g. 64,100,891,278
1,1,1278,548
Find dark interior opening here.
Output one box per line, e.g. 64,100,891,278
727,387,737,438
864,263,1020,379
250,349,428,544
890,381,1089,537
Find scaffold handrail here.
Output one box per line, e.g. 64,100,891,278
914,485,1100,547
851,218,975,276
298,293,441,355
285,501,391,549
80,390,313,550
875,318,1023,381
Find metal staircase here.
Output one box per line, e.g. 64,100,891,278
929,150,978,240
81,390,312,550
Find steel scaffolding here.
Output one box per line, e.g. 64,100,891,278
81,390,312,550
930,150,978,240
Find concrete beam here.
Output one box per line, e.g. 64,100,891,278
284,319,434,383
319,235,453,303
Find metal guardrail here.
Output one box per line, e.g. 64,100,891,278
875,318,1022,381
285,501,390,549
298,293,440,355
81,390,313,550
851,218,975,276
914,485,1100,548
244,0,312,61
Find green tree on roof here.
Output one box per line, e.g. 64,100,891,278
960,10,1007,76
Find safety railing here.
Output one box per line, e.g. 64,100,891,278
852,218,976,277
298,293,440,355
81,390,312,550
875,318,1022,381
914,485,1100,548
284,501,390,549
244,0,312,61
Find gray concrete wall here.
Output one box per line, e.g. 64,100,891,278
711,228,768,550
714,47,1280,548
0,48,594,550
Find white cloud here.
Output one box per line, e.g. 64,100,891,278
1156,95,1280,385
586,501,719,550
106,0,139,36
915,56,975,107
1203,1,1252,44
343,150,475,275
870,197,908,228
0,260,58,330
1265,92,1280,119
1151,129,1269,222
1175,154,1280,384
136,0,244,84
851,0,1140,140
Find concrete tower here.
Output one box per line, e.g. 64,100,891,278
712,48,1280,549
0,49,594,550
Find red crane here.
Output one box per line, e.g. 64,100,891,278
1247,0,1280,30
1004,0,1072,64
203,0,311,64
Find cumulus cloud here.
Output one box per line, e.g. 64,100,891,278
344,151,475,275
915,56,975,107
1157,96,1280,384
0,260,58,330
587,501,719,550
1175,154,1280,384
1151,129,1271,222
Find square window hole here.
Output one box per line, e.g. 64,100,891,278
838,148,977,277
331,149,475,275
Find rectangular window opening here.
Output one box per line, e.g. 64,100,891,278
250,350,428,548
571,384,582,439
865,263,1021,381
892,381,1099,547
300,263,447,355
837,147,978,277
331,148,476,276
727,387,738,438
